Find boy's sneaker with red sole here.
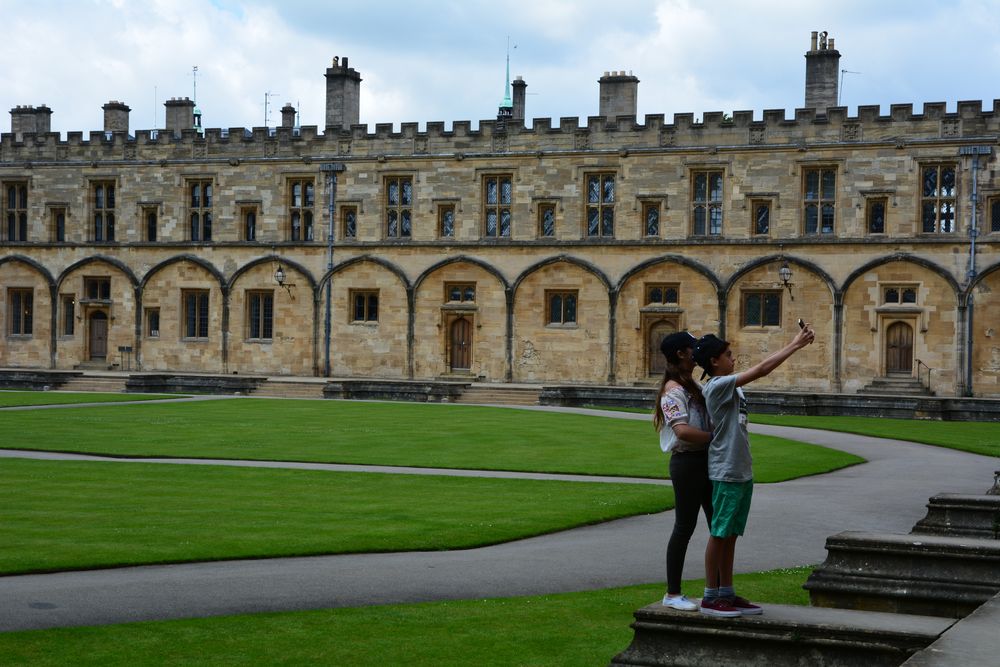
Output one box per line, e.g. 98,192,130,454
729,595,763,615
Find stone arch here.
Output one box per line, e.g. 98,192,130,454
725,254,836,298
412,255,511,381
966,260,1000,396
228,255,317,292
614,255,723,384
141,254,227,293
512,254,612,296
0,254,56,288
321,254,411,292
841,253,959,298
56,255,139,291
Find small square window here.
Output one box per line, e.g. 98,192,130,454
445,283,476,303
538,203,556,238
646,283,679,305
883,285,918,305
350,290,379,323
546,290,578,326
742,290,781,327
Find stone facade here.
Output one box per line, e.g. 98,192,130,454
1,36,998,396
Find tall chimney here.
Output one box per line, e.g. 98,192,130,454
598,70,639,119
512,76,527,122
280,103,297,129
805,31,840,113
164,97,196,135
325,56,362,129
10,106,37,140
103,101,131,133
34,105,52,134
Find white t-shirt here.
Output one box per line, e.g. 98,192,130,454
658,386,710,453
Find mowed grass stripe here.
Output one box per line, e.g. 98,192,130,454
0,567,813,666
0,398,862,480
0,458,673,576
0,391,182,407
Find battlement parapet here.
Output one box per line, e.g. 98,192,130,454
2,101,999,164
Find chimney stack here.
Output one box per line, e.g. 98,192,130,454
512,76,527,122
325,56,362,129
103,101,131,133
10,105,37,140
164,97,195,135
805,31,841,113
281,103,297,129
598,70,639,119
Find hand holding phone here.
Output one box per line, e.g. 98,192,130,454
797,318,805,329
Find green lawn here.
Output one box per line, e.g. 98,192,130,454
752,413,1000,458
0,567,813,667
0,391,180,407
0,458,673,576
0,398,862,480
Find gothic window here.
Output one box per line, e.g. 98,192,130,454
921,165,957,233
145,308,160,337
742,290,781,327
51,207,66,242
247,291,274,340
538,203,556,237
242,208,257,242
289,178,315,241
4,183,28,242
883,285,918,304
143,206,158,242
182,289,210,339
643,202,660,237
342,205,358,239
483,175,512,238
385,176,412,239
546,291,578,326
61,294,75,336
751,200,770,236
188,180,213,242
692,171,723,236
92,181,116,242
585,173,615,237
438,204,455,238
803,167,835,234
867,198,887,234
83,277,111,301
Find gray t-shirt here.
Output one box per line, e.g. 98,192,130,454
703,374,752,482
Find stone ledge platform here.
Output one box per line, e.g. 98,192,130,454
804,531,1000,618
610,602,953,667
911,493,1000,540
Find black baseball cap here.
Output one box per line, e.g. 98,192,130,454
693,334,729,371
660,331,697,358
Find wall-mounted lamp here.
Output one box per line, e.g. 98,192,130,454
274,264,296,296
778,261,794,301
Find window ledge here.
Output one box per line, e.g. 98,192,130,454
545,323,578,329
181,337,210,342
640,305,682,313
875,306,922,314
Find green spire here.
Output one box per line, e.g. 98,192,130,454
501,38,512,108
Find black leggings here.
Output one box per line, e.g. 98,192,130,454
666,449,713,594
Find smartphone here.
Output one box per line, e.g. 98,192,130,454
797,318,805,329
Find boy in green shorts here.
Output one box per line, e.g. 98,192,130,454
692,325,814,617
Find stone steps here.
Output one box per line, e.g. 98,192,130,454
611,602,953,667
804,531,1000,618
253,381,327,399
454,385,540,406
858,376,933,396
911,493,1000,540
60,376,129,393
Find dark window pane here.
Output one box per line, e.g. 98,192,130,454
694,174,707,201
486,179,497,205
500,179,512,205
709,173,723,201
805,204,818,234
902,288,917,304
368,295,378,321
550,294,562,323
190,213,200,241
993,201,1000,233
602,208,613,236
922,202,936,233
744,294,761,326
805,171,819,200
755,204,770,235
885,288,899,303
304,182,313,207
440,209,453,237
587,207,599,236
388,181,398,206
709,206,722,235
387,211,398,237
940,167,955,197
939,202,954,233
463,287,475,301
646,207,659,236
869,201,885,234
763,294,780,325
541,207,555,236
401,179,412,205
354,294,365,321
96,185,104,209
821,204,834,233
401,211,411,237
821,170,835,199
693,206,705,235
564,295,577,323
262,294,273,338
665,287,678,303
202,212,211,241
488,209,498,236
649,287,662,304
449,286,461,301
923,168,938,198
345,210,356,238
603,176,614,203
499,209,511,237
304,211,313,241
588,177,600,204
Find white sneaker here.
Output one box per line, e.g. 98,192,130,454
661,594,698,611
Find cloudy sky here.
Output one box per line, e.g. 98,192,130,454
4,0,1000,135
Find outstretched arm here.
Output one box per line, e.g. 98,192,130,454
735,325,815,387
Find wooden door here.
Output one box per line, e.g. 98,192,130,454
648,320,678,377
450,317,471,371
89,312,108,359
886,321,913,375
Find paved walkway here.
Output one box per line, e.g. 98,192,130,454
0,410,996,632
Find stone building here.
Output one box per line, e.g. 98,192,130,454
1,34,998,396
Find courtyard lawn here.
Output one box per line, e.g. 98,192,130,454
0,567,812,666
0,391,181,407
0,458,673,576
0,398,862,481
752,413,1000,458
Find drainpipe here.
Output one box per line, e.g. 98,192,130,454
958,146,991,396
832,291,843,392
607,288,618,385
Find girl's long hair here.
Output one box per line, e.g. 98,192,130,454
652,352,705,432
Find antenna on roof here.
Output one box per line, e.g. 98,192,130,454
839,69,861,106
264,91,280,126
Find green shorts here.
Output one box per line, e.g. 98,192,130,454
710,480,754,538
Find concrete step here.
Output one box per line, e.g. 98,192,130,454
858,377,933,397
611,601,953,667
902,591,1000,666
805,531,1000,618
453,385,540,406
61,377,129,393
911,494,1000,540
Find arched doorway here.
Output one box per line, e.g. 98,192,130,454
648,319,678,377
89,311,109,360
885,321,913,375
450,317,472,371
